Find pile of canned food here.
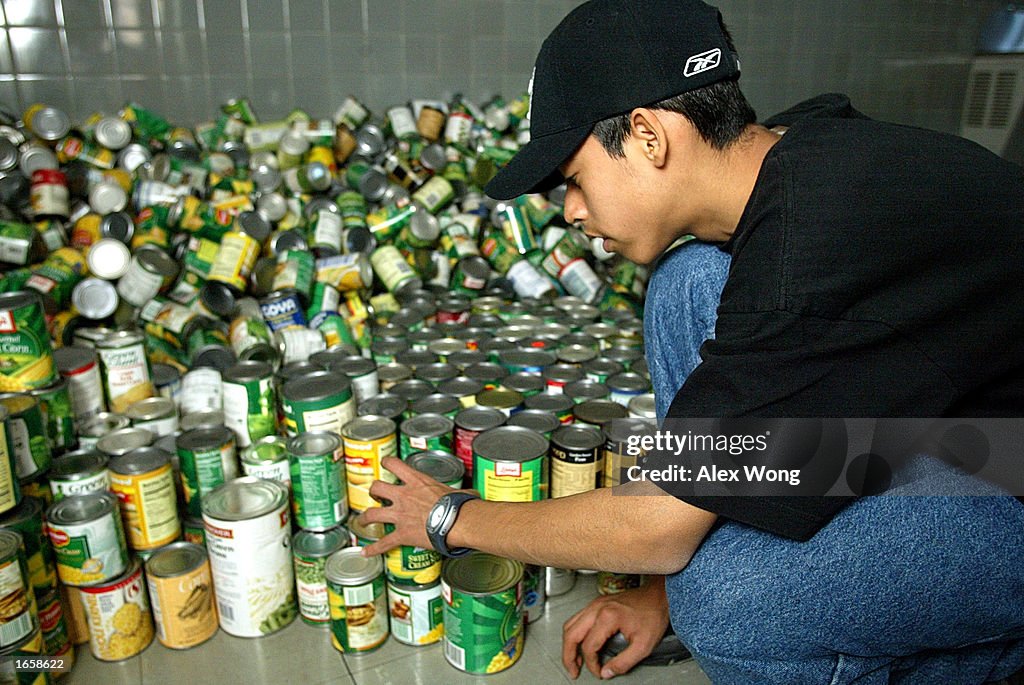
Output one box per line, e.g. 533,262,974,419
0,93,660,679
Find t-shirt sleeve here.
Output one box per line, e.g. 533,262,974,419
663,307,954,540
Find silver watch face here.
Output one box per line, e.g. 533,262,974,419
428,499,448,530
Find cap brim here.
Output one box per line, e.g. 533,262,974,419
484,124,592,200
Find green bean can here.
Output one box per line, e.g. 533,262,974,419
293,527,348,625
175,426,239,518
221,360,277,448
287,432,348,532
398,413,453,460
28,377,76,455
326,547,388,654
441,553,524,674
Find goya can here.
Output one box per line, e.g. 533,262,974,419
0,291,57,392
0,530,36,649
0,497,56,599
78,558,154,661
46,492,128,586
240,435,291,488
387,579,443,646
341,415,397,513
286,432,348,532
398,413,453,460
293,527,348,626
221,360,277,448
145,542,218,649
549,424,605,499
108,447,181,551
95,331,154,414
281,370,355,436
0,394,52,481
48,450,109,501
441,553,524,674
473,426,549,503
202,477,297,637
175,426,239,518
325,547,388,654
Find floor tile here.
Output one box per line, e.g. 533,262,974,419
64,644,143,684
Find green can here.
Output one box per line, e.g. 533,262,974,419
336,191,368,230
182,515,206,547
281,371,355,437
398,413,453,460
221,360,277,448
441,553,524,674
0,291,57,392
326,547,388,653
0,496,57,598
175,426,239,517
28,378,75,455
293,527,349,626
271,249,316,301
287,432,348,532
0,222,44,267
0,394,52,481
473,426,549,503
46,491,128,587
406,450,465,489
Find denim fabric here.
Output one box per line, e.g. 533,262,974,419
643,240,732,419
642,241,1024,683
666,458,1024,684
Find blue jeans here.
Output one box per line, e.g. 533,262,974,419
644,241,1024,684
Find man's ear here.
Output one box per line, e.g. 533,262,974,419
629,108,668,167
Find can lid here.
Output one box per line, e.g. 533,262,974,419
286,431,342,458
31,107,71,141
409,208,439,242
236,210,271,243
282,370,351,403
96,328,144,349
356,393,407,420
79,412,131,438
150,362,181,387
356,167,387,202
117,144,153,173
49,450,107,480
89,182,128,214
476,388,525,411
293,527,348,559
222,359,273,384
109,446,171,475
551,423,605,451
391,379,434,404
410,393,459,417
251,165,282,193
333,355,376,377
603,417,656,443
418,143,447,172
437,376,484,399
607,372,650,394
0,392,36,417
192,344,236,371
453,405,505,432
175,425,233,452
325,546,382,586
442,553,523,596
473,425,548,462
46,490,117,526
256,193,288,223
136,245,180,280
399,412,453,439
406,450,464,484
199,281,237,318
564,379,609,402
524,393,574,414
145,541,207,578
346,515,384,543
0,528,21,560
242,435,287,464
86,238,131,280
573,399,628,425
96,427,155,457
202,476,289,522
71,277,119,320
124,396,177,422
268,227,306,253
0,137,19,171
94,117,133,151
342,414,396,442
627,393,656,419
506,409,561,435
100,211,135,242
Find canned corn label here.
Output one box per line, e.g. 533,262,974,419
96,340,154,414
474,455,546,503
328,575,388,653
442,579,523,674
0,553,34,648
147,557,217,649
388,581,443,646
49,513,128,587
109,463,180,551
342,432,397,513
0,295,56,391
79,563,154,661
385,542,440,586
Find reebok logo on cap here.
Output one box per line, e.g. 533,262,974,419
684,48,722,77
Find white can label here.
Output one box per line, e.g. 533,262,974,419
64,360,106,420
117,258,164,308
180,368,222,415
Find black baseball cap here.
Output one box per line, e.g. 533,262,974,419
485,0,741,200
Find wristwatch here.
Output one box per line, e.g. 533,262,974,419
425,492,480,558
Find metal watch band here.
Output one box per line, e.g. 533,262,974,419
426,491,480,558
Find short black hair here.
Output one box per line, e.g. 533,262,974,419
591,24,757,157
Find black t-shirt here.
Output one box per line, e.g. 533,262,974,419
665,94,1024,540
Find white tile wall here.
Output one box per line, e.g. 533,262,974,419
0,0,1006,133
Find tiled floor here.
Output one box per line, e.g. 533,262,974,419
65,574,711,685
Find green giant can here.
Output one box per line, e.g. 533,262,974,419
221,360,277,448
441,553,524,674
286,432,348,532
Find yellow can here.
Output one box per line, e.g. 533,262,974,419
78,558,154,661
341,416,397,513
207,231,260,293
108,447,180,551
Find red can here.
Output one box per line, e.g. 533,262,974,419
30,169,69,218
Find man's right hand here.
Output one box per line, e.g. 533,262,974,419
561,576,671,680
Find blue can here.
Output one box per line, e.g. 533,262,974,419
260,289,307,331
